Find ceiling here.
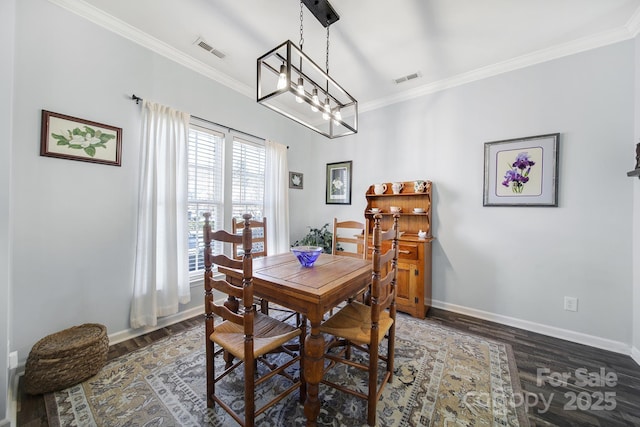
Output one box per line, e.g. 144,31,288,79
64,0,640,112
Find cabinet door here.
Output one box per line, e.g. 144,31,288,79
396,261,418,316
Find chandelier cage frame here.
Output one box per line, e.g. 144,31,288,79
256,1,358,139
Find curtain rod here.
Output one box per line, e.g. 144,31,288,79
131,94,287,147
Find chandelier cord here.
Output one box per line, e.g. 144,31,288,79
299,0,304,51
325,26,330,75
325,26,330,95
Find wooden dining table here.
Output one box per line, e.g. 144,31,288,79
217,251,372,426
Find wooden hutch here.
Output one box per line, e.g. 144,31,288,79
364,180,433,318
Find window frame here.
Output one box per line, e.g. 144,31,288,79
187,119,265,283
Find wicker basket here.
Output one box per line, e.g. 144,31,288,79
24,323,109,395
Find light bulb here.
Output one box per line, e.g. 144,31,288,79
276,64,287,90
295,78,304,103
322,98,330,120
311,88,319,112
333,109,342,126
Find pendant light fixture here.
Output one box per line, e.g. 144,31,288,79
257,0,357,138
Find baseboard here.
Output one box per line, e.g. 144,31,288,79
4,365,19,427
631,345,640,366
108,306,204,345
431,300,632,356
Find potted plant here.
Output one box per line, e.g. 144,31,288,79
292,224,333,254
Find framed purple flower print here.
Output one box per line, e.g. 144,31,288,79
483,133,559,207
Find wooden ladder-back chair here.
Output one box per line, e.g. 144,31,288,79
232,216,270,314
332,218,367,259
231,216,296,319
232,216,267,259
332,218,369,308
203,213,305,427
319,213,400,426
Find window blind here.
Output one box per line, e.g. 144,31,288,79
187,124,223,272
231,136,265,220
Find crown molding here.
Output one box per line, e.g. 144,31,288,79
360,24,638,113
626,5,640,37
48,0,253,98
50,0,639,115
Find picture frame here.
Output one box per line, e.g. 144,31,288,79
289,171,304,189
483,133,559,207
325,161,352,205
40,110,122,166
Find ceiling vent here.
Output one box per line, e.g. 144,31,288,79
394,71,421,84
193,37,226,59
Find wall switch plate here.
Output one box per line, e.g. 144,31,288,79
9,351,18,369
564,296,578,312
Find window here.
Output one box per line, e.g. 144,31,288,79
187,120,265,277
232,137,265,219
232,137,266,255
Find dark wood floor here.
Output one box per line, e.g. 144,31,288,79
16,309,640,426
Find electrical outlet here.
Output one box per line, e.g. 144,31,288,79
8,351,17,369
564,296,578,312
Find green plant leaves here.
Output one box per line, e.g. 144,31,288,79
50,125,114,157
292,223,333,253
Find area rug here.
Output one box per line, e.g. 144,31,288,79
45,313,530,426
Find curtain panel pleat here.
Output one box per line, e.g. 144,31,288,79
264,140,290,254
130,100,191,328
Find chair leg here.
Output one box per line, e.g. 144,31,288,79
260,298,269,314
387,325,396,381
368,337,380,426
299,315,307,404
224,351,235,369
206,337,215,408
245,352,255,427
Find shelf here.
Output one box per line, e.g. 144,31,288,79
366,212,428,216
627,169,640,179
366,192,428,197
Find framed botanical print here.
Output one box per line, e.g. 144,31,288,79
40,110,122,166
325,161,352,205
289,171,303,189
483,133,559,207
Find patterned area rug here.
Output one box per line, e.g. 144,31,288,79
45,313,529,426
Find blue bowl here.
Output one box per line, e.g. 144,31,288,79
291,246,323,267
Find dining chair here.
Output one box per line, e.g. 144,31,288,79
203,212,305,427
320,213,399,426
231,215,298,321
332,218,369,308
231,216,271,314
232,216,267,259
332,218,367,259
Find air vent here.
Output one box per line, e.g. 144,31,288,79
193,37,226,59
394,71,421,84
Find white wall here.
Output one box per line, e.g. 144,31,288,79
299,42,635,346
0,0,16,422
633,35,640,363
10,0,312,364
8,0,637,385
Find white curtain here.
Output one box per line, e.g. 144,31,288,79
130,100,191,329
264,140,290,254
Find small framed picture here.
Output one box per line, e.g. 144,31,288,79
289,171,304,189
40,110,122,166
483,133,559,207
325,161,352,205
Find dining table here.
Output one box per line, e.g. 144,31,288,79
217,251,372,426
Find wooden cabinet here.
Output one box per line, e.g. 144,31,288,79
364,181,433,318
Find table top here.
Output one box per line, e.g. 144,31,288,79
218,252,371,321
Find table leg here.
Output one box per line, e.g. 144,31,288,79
303,322,324,426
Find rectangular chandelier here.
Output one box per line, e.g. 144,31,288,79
257,41,357,138
257,13,357,139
